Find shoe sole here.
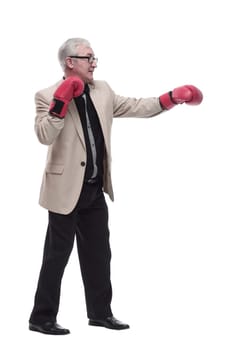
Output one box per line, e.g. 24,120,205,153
29,325,70,335
88,320,129,330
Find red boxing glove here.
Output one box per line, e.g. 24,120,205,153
159,85,203,110
49,76,84,118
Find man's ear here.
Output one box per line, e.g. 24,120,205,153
65,57,74,69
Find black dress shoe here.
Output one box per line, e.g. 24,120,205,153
88,316,130,330
29,321,70,335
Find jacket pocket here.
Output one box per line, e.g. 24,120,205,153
45,163,64,174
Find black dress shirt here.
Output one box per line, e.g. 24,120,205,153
74,84,104,184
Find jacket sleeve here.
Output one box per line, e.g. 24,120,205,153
34,91,65,145
112,93,164,118
103,80,163,118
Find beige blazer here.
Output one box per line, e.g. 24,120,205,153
35,79,163,214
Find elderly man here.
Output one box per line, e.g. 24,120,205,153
29,37,203,335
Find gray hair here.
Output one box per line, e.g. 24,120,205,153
58,38,91,70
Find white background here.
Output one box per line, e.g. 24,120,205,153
0,0,232,349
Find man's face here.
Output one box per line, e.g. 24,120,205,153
66,45,97,83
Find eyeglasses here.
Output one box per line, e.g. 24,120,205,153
68,55,98,64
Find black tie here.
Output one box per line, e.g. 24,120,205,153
82,85,98,180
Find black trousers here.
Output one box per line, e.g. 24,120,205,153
29,182,113,324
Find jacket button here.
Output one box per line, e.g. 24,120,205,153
81,161,86,167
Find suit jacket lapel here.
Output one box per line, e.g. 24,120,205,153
89,85,110,153
66,82,110,154
68,99,86,149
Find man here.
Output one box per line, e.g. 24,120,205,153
29,37,203,335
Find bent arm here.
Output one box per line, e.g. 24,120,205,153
34,91,65,145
